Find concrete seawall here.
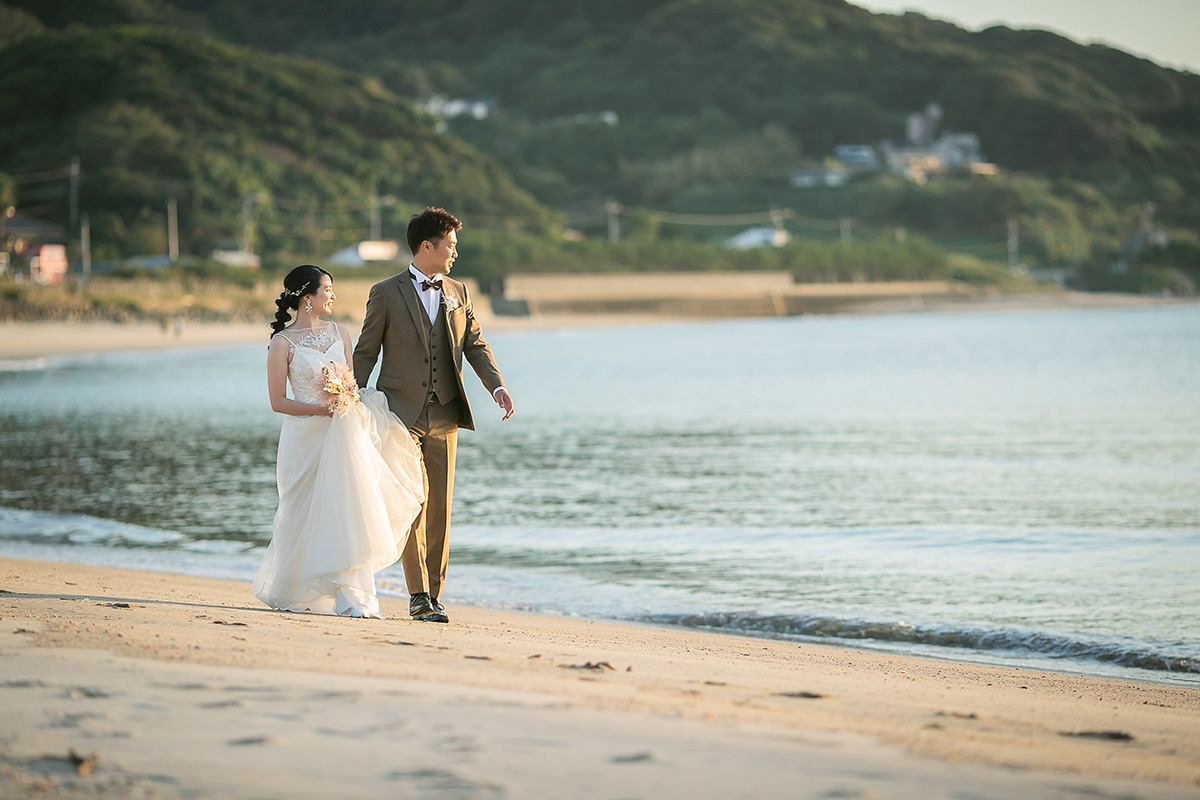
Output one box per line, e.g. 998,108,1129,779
496,273,976,318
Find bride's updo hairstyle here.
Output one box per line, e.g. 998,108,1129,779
271,264,332,337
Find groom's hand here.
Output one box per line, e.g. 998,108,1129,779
494,387,514,421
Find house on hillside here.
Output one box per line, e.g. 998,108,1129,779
832,144,880,172
882,103,994,183
789,167,847,188
552,111,620,127
792,145,883,188
881,146,945,184
418,96,495,121
906,102,944,147
933,132,985,168
883,132,993,183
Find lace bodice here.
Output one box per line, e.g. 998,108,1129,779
275,323,346,405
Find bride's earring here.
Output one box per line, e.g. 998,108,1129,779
304,298,313,313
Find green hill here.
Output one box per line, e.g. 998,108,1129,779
0,22,554,263
23,1,1196,185
5,0,1199,290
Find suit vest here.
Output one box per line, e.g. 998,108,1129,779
422,302,460,406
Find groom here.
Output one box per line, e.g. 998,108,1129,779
353,207,514,623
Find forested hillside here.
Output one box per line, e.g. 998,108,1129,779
4,0,1198,290
0,22,553,262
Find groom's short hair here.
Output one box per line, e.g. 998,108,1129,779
407,207,462,255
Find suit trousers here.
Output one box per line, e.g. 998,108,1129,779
403,395,460,600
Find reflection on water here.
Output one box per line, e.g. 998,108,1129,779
1,306,1198,683
1,414,278,541
0,346,280,542
456,420,1199,531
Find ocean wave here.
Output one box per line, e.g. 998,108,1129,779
0,358,47,372
0,506,185,548
644,611,1200,675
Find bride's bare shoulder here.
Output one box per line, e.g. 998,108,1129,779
268,331,295,356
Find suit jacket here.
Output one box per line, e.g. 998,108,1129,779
353,272,504,431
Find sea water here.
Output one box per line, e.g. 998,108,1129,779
1,305,1197,685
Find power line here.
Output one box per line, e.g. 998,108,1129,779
10,165,73,184
615,204,792,226
599,203,856,233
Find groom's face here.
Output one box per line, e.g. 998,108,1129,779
425,231,458,275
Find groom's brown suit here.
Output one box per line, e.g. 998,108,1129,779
352,272,504,601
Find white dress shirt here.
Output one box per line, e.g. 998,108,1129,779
408,264,442,323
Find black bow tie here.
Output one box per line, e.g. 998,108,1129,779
419,279,443,291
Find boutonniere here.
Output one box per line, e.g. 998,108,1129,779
441,294,462,313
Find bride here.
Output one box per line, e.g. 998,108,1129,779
253,265,424,618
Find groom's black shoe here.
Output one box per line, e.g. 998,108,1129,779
409,592,434,616
430,596,445,613
409,592,448,623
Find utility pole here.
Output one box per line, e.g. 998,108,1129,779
69,157,80,227
0,207,9,277
840,217,852,246
769,207,784,232
769,207,787,244
370,191,381,240
167,197,179,262
242,192,258,253
606,199,621,244
305,201,324,262
81,214,91,284
1007,216,1020,272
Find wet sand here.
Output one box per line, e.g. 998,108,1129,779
1,558,1198,798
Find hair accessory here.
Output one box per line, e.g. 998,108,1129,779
284,286,305,297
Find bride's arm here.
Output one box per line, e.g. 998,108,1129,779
267,336,333,417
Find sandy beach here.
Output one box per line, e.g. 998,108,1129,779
1,558,1198,799
4,292,1198,797
1,320,270,363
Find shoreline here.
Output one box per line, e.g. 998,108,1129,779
7,539,1196,690
3,290,1194,362
2,557,1199,797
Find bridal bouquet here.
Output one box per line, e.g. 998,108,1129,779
320,362,360,415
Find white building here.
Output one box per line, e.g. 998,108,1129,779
326,240,406,268
210,249,261,268
723,227,791,250
906,102,943,147
418,96,495,120
882,131,990,184
933,132,984,168
551,111,620,127
789,167,848,188
832,144,880,172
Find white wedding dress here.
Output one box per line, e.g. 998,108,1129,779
252,323,424,618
